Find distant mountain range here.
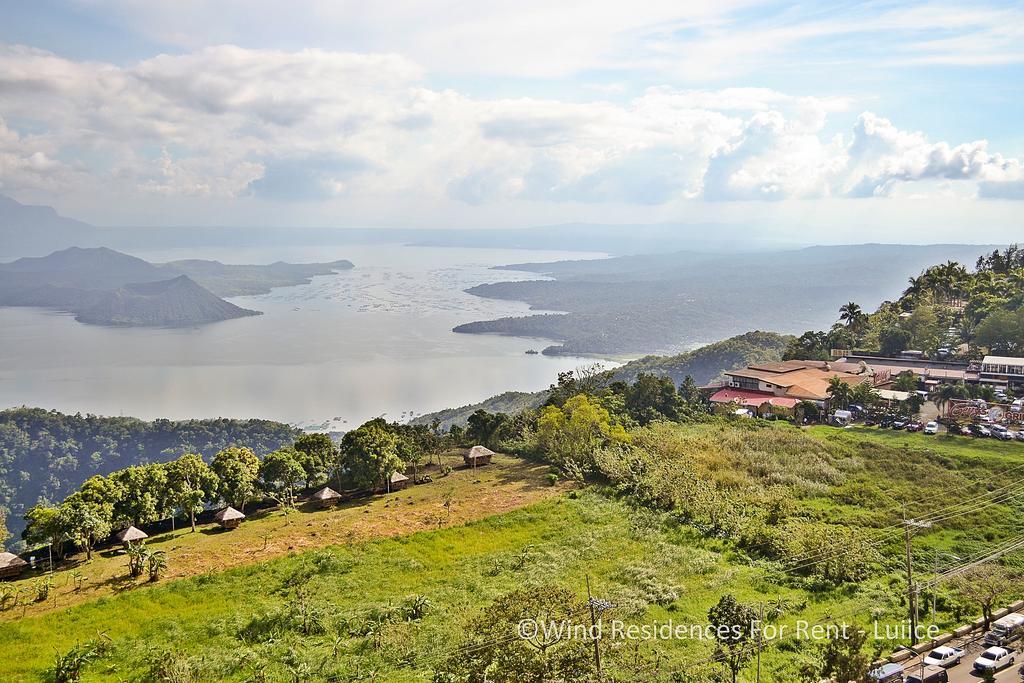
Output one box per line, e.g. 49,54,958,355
0,193,796,258
455,243,1001,356
0,246,354,327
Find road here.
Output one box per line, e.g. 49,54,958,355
902,638,1021,682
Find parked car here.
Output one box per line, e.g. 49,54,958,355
924,421,939,435
905,421,924,432
991,425,1013,441
972,646,1015,673
864,415,878,427
984,613,1024,646
959,425,973,436
880,416,895,428
1015,430,1024,442
868,662,905,682
905,665,948,683
969,424,991,437
923,645,964,668
892,420,908,430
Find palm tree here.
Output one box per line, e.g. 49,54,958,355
928,383,967,417
827,376,852,411
839,302,863,326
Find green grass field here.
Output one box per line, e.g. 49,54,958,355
2,425,1023,681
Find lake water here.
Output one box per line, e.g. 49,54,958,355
0,244,610,428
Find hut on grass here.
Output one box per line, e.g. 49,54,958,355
114,526,149,549
387,471,410,493
0,552,27,580
465,445,494,468
311,486,342,509
214,506,245,530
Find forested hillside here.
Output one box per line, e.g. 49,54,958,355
0,408,299,545
414,331,790,429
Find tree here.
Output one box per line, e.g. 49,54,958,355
928,383,966,417
879,326,913,356
839,302,868,340
827,377,852,411
210,447,261,512
434,585,595,683
951,565,1019,630
23,505,66,564
58,495,112,561
975,309,1024,355
108,464,167,528
259,448,306,508
537,394,630,475
624,373,682,425
892,371,918,393
340,422,404,491
293,433,337,489
820,626,871,683
166,453,219,532
849,381,878,409
466,410,509,449
707,594,757,683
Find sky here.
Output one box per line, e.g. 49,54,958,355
0,0,1022,242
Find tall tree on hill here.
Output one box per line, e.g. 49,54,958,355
23,505,65,561
108,464,167,528
258,447,306,508
167,453,219,532
58,494,112,561
625,373,682,425
210,446,261,512
293,433,337,489
340,422,403,491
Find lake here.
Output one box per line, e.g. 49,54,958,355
0,244,609,428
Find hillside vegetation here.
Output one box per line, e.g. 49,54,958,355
0,408,299,545
414,331,790,429
2,425,1022,682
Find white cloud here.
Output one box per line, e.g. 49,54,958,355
0,43,1021,214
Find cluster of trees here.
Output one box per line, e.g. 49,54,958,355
449,370,709,477
0,407,300,545
784,246,1024,360
21,421,448,561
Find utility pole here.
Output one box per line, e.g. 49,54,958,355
586,575,602,680
903,516,932,645
755,601,764,683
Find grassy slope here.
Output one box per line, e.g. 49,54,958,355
1,454,559,622
2,427,1023,681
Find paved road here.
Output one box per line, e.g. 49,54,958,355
902,639,1021,682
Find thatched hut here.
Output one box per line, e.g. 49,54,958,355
214,506,245,530
311,486,342,509
464,445,494,468
0,552,27,580
388,471,410,492
114,525,149,548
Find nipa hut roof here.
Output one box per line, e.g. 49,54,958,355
389,471,410,483
0,551,27,569
467,445,495,458
311,486,342,501
114,526,149,543
214,506,246,522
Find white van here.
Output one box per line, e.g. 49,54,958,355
984,613,1024,646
